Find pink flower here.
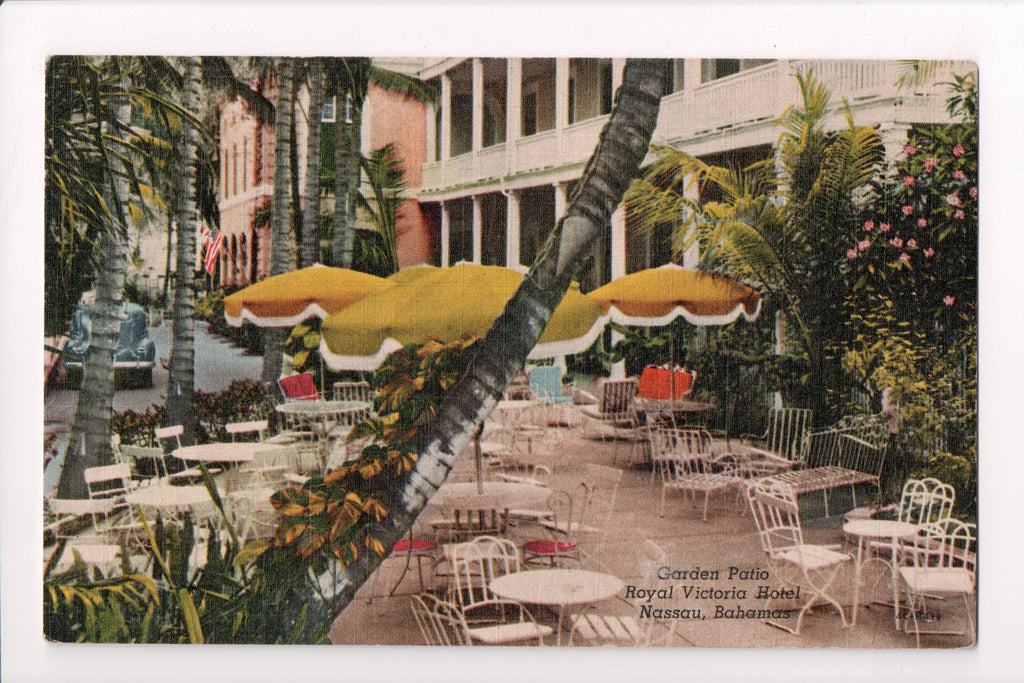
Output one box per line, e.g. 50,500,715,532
917,217,928,229
903,143,918,156
899,253,911,264
846,248,858,260
858,239,871,252
890,237,903,248
903,175,916,186
902,205,914,216
969,186,978,199
943,295,955,306
953,169,966,180
954,209,965,220
923,157,938,172
862,220,875,232
923,248,935,257
878,222,891,233
945,192,961,207
907,239,917,248
952,143,965,157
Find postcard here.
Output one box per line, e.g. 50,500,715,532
5,3,1022,683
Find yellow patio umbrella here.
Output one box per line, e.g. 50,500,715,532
319,263,604,371
589,263,762,327
222,264,388,327
589,263,762,404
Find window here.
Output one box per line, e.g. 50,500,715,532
600,61,613,115
567,76,576,124
242,140,248,191
221,151,228,199
232,144,238,196
321,96,336,122
521,88,537,137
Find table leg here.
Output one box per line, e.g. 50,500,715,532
891,539,901,631
851,536,865,626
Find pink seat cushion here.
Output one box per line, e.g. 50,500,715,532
279,373,320,401
523,539,577,556
392,539,437,554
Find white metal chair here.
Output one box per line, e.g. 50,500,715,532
746,479,852,635
740,407,813,473
448,536,553,645
226,487,279,541
225,419,268,442
867,477,956,563
83,463,143,543
333,380,372,403
655,428,737,522
408,593,472,646
579,378,642,464
897,518,976,646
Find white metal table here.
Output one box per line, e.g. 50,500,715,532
125,482,222,517
173,443,258,464
843,518,920,628
490,568,624,645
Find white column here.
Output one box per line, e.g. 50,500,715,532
683,58,702,89
610,206,626,280
425,100,437,162
506,189,520,268
472,58,484,152
506,58,522,171
553,182,567,219
440,201,451,267
471,195,482,264
440,72,452,162
555,58,570,162
612,58,626,91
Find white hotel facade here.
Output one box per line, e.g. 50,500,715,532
399,58,966,290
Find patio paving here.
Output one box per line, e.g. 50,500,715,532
327,423,971,649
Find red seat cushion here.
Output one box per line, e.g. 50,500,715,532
279,373,320,401
392,539,437,554
523,539,577,556
637,366,694,400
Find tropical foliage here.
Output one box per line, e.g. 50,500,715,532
624,69,885,422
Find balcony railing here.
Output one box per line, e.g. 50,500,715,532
421,59,961,195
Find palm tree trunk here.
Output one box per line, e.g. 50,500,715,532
292,58,669,639
300,58,323,268
165,56,202,442
57,69,133,499
261,57,295,386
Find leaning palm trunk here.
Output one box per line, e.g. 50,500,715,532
57,73,133,499
165,56,203,442
300,58,324,268
291,59,669,640
261,57,296,386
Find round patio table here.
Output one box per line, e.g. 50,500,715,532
435,481,550,512
173,443,258,464
490,568,625,645
843,518,920,629
125,483,222,516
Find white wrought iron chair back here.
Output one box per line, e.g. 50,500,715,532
408,593,472,646
449,535,522,612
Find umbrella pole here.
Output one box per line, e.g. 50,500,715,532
473,423,485,494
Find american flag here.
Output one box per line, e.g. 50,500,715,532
204,228,224,275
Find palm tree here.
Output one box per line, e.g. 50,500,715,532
300,57,324,267
354,143,405,275
260,57,296,386
624,69,884,422
327,59,432,267
286,59,670,639
53,60,135,498
164,56,204,442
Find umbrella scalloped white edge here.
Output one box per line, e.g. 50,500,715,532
224,302,332,328
599,296,762,328
318,314,609,372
